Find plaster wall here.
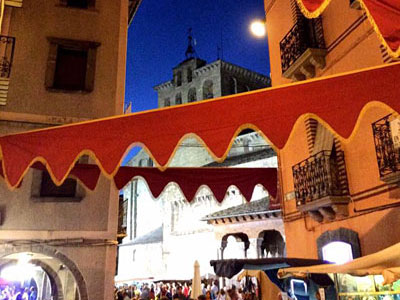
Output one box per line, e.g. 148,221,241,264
279,104,400,259
265,0,384,87
2,0,127,118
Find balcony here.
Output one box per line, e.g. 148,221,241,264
292,150,350,222
280,17,327,81
0,35,15,105
372,114,400,184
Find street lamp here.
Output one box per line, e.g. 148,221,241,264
250,19,266,38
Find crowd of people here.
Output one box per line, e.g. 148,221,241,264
0,286,37,300
115,281,258,300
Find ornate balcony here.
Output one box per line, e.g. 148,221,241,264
292,150,350,222
0,35,15,105
280,17,327,81
372,114,400,184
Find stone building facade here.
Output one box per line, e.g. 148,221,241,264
0,1,140,299
116,56,280,282
154,58,270,107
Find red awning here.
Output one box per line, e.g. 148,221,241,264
2,162,277,203
0,63,399,189
295,0,400,58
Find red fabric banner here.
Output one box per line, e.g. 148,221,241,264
0,162,278,203
296,0,400,57
0,63,399,188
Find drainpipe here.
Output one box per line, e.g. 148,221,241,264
133,179,138,239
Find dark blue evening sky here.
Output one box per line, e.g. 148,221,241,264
124,0,270,113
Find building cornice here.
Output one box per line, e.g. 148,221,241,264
154,80,174,91
194,60,221,76
220,60,270,85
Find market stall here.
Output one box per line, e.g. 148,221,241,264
278,242,400,300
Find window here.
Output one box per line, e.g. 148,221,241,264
202,80,214,99
164,98,171,107
188,87,196,102
187,68,193,82
31,157,88,201
176,71,182,86
175,93,182,105
46,38,100,92
40,172,77,198
322,241,353,264
59,0,96,9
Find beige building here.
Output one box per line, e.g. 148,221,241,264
265,0,396,86
264,0,400,268
0,0,140,299
117,52,281,282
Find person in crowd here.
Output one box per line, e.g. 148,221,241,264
28,287,37,300
201,284,206,296
183,284,189,298
158,285,172,300
173,286,187,300
149,285,155,300
198,295,206,300
211,281,218,300
205,291,212,300
217,290,226,300
141,284,150,300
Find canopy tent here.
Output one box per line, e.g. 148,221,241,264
237,270,281,300
0,63,399,190
210,258,329,279
294,0,400,58
278,242,400,285
0,162,278,203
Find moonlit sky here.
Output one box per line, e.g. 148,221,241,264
124,0,270,113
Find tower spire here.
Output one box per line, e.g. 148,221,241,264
185,28,196,59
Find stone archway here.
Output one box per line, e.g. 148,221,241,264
0,244,88,300
220,232,250,259
257,230,285,258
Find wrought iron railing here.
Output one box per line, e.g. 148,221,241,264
372,114,400,178
0,35,15,78
292,150,349,206
280,17,325,73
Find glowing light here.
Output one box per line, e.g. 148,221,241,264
250,20,266,38
322,241,353,264
1,253,35,283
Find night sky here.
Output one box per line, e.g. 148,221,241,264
124,0,270,113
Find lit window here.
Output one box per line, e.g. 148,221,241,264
322,241,353,264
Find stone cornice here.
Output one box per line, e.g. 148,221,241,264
153,80,173,91
220,60,270,85
193,60,221,76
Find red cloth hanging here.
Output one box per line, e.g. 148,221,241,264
0,162,278,203
0,63,399,188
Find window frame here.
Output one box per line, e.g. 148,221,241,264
45,37,100,93
59,0,96,9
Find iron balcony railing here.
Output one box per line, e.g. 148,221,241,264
292,150,349,206
0,35,15,78
280,17,325,73
372,114,400,178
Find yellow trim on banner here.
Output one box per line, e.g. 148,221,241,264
0,62,399,190
294,0,400,58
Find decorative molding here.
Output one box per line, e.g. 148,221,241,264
5,0,22,8
0,111,90,126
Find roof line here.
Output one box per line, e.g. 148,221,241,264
201,209,281,221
